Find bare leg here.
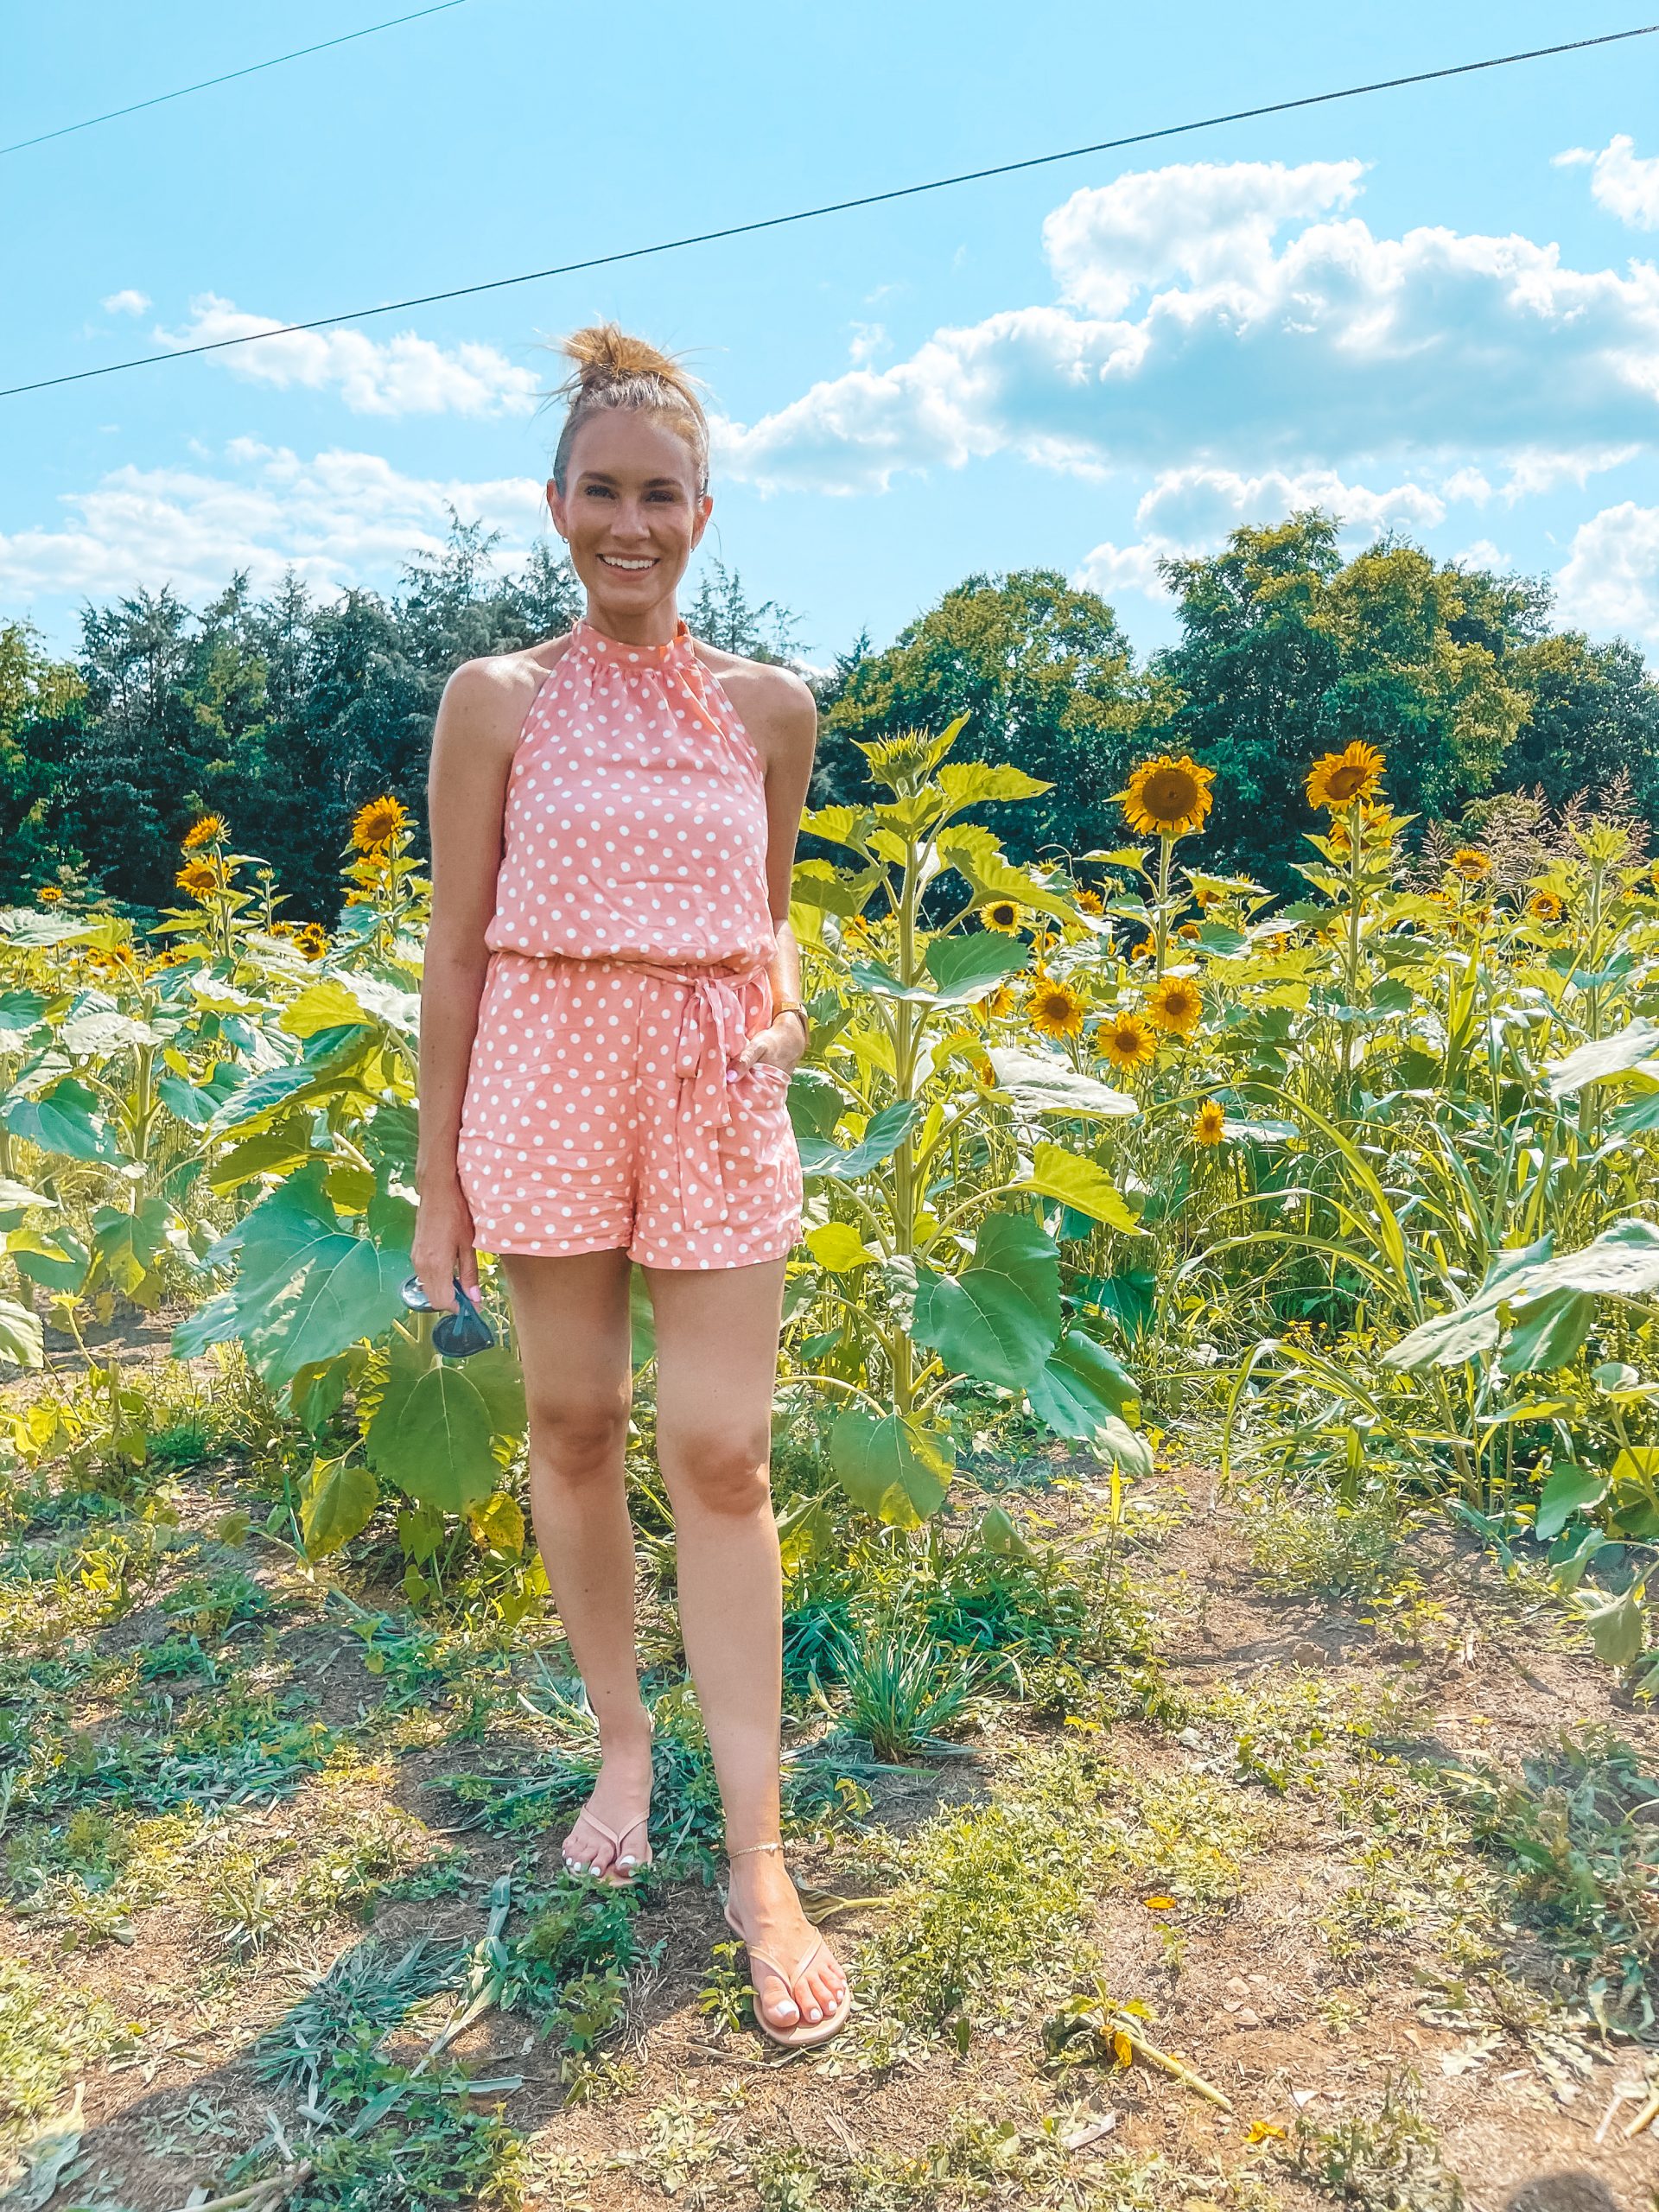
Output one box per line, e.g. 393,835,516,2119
646,1255,848,2033
502,1248,653,1880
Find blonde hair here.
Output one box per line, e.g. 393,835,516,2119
549,323,710,496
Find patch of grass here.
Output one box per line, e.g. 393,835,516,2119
1442,1723,1659,2032
1248,1487,1405,1599
833,1618,982,1761
855,1742,1114,2048
1288,2070,1463,2212
1106,1764,1264,1905
159,1566,273,1641
0,1955,130,2140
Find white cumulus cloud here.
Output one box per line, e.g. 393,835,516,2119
1554,500,1659,642
1042,156,1366,315
716,158,1659,496
1074,464,1459,602
1555,136,1659,231
0,442,547,605
152,295,542,417
101,289,151,316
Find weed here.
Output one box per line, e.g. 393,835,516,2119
1289,2070,1463,2212
1442,1724,1659,2032
1249,1487,1406,1599
833,1618,982,1760
0,1956,130,2137
501,1882,638,2070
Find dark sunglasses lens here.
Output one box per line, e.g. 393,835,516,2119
433,1296,493,1358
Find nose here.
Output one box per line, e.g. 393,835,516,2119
610,499,652,542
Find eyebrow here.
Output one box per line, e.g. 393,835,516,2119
577,470,688,488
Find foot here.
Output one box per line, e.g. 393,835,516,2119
561,1723,653,1885
725,1849,849,2036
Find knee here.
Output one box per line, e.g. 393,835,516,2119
526,1391,629,1486
663,1423,772,1518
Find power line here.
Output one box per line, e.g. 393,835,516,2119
0,1,472,158
5,20,1656,403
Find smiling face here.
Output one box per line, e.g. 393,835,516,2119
548,410,712,640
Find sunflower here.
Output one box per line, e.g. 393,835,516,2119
352,795,409,851
1146,975,1203,1036
1306,741,1386,812
1449,847,1492,883
295,922,330,960
175,860,223,899
1075,887,1104,916
1129,937,1154,963
1528,888,1564,924
1177,921,1201,943
1096,1010,1158,1071
982,898,1025,935
1029,973,1087,1040
182,813,227,850
1193,1100,1227,1147
35,885,63,906
1121,754,1215,840
981,980,1018,1021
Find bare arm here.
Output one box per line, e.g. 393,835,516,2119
412,657,531,1304
734,667,818,1073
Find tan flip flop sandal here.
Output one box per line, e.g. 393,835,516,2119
722,1843,853,2050
564,1808,652,1885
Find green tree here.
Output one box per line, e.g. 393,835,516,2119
818,569,1151,868
1154,515,1529,887
0,622,85,901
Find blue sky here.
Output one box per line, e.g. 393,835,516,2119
5,0,1659,668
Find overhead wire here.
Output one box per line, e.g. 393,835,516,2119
3,20,1656,402
0,1,472,157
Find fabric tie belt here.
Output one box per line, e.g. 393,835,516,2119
550,952,771,1234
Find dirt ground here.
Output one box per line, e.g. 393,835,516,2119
3,1437,1656,2212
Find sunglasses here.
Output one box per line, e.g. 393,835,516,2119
399,1274,497,1358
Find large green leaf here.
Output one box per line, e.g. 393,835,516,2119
60,1007,160,1055
1013,1141,1142,1235
984,1047,1138,1121
366,1362,499,1513
1026,1326,1141,1441
89,1198,173,1298
1384,1238,1553,1371
847,957,938,1004
0,1299,42,1370
827,1408,952,1525
922,931,1032,1002
912,1212,1062,1390
300,1457,381,1558
2,1079,123,1163
935,833,1079,925
178,1166,410,1383
7,1229,89,1296
1513,1216,1659,1302
798,1098,919,1183
934,761,1051,810
0,1178,55,1213
1545,1019,1659,1100
1500,1288,1597,1376
1535,1465,1611,1541
1581,1586,1646,1669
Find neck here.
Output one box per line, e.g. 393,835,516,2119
582,595,683,648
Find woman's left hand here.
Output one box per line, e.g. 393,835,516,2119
735,1015,808,1077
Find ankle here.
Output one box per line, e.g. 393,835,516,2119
597,1709,653,1761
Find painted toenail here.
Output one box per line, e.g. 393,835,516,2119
806,2006,822,2021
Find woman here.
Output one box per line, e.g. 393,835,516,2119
412,325,851,2050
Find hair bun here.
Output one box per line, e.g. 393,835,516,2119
559,321,691,397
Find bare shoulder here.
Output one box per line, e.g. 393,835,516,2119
697,645,817,767
437,634,575,757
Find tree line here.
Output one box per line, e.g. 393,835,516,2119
3,508,1654,921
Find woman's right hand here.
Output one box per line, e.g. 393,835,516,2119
411,1179,480,1312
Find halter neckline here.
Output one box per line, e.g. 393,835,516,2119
570,614,696,667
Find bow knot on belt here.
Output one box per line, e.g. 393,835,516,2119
589,954,771,1233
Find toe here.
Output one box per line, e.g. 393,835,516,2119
756,1969,800,2030
805,1955,843,2013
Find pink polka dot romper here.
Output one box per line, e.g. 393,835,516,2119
457,616,804,1270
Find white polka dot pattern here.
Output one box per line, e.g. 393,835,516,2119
456,619,804,1270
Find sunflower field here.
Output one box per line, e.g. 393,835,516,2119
3,719,1656,1675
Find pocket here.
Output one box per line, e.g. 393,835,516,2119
742,1062,791,1097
